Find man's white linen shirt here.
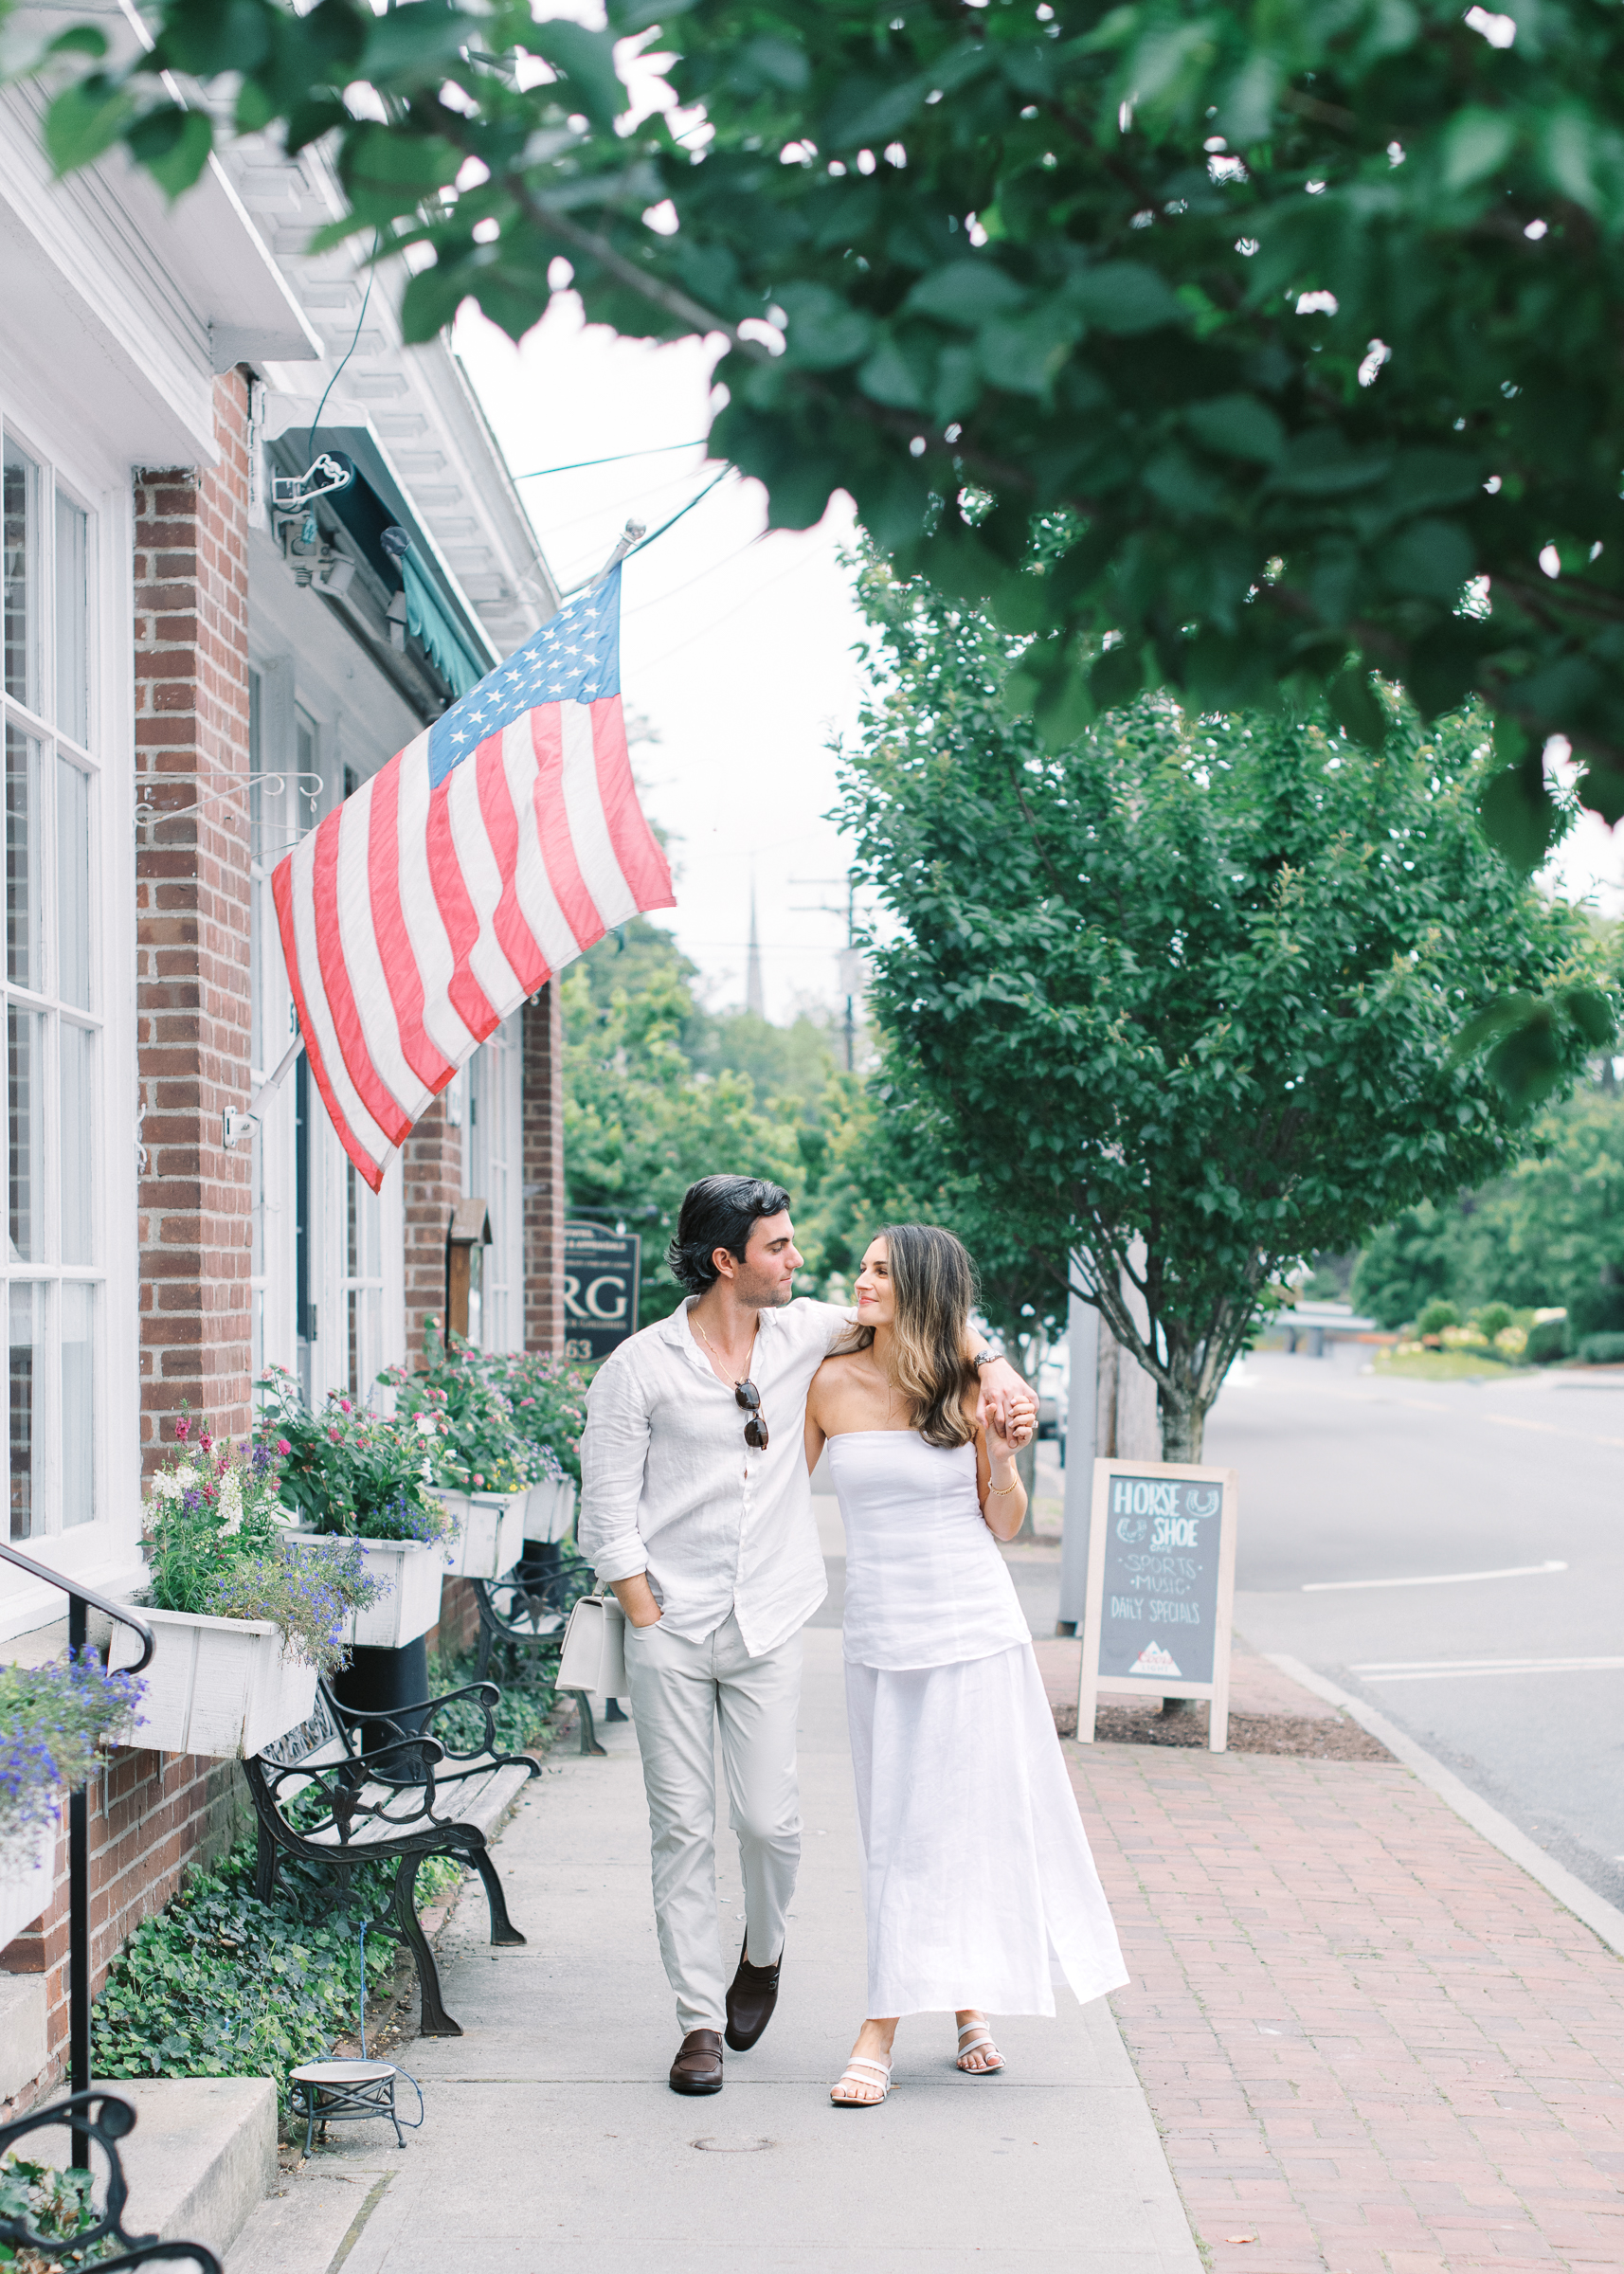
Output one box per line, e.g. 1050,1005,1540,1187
579,1297,850,1659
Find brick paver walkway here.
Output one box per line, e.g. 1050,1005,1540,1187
1063,1734,1624,2274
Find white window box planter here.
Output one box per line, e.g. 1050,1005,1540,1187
427,1489,527,1580
0,1816,58,1951
107,1608,318,1759
523,1476,577,1546
342,1536,444,1649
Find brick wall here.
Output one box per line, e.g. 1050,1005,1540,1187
0,1751,244,2117
522,986,566,1354
403,1093,461,1367
134,370,254,1460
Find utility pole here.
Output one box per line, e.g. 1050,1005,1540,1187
791,870,862,1071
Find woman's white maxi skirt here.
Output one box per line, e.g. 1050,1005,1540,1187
845,1641,1129,2019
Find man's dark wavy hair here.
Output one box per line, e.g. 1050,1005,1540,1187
666,1176,793,1295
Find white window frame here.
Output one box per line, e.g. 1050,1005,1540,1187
0,390,138,1639
248,670,403,1419
466,1017,523,1352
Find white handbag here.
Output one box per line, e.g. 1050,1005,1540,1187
555,1592,628,1698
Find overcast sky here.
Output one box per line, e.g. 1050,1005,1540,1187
460,300,1624,1036
457,299,873,1025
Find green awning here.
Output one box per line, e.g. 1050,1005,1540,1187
403,552,485,699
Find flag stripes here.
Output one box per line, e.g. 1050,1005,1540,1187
274,567,673,1190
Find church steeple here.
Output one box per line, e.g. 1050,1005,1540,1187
746,876,766,1020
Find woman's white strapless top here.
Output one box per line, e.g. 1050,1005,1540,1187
828,1431,1033,1670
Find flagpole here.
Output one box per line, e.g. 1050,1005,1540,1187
589,519,646,587
250,1031,304,1114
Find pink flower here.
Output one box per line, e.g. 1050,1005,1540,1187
328,1427,341,1444
473,1472,485,1487
176,1417,189,1442
277,1438,291,1455
200,1433,212,1453
339,1399,352,1414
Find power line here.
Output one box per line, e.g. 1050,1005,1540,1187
560,466,735,595
514,440,709,480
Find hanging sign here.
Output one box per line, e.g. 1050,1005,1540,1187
563,1222,641,1363
1075,1458,1239,1753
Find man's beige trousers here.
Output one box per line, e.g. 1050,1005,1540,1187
623,1611,803,2035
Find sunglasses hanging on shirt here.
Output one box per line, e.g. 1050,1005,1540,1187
733,1379,769,1451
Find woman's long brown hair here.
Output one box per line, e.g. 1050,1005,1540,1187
842,1223,979,1449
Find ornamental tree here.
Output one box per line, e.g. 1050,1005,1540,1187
20,0,1624,877
836,563,1612,1458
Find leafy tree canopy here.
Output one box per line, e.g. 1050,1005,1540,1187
561,919,1057,1353
562,917,857,1319
20,0,1624,856
1352,1080,1624,1331
838,558,1613,1454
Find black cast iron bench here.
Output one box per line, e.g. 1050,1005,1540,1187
469,1549,616,1756
243,1677,538,2037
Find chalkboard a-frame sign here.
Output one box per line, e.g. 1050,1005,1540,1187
1076,1458,1239,1755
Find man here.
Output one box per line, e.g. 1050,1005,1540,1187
579,1174,1035,2097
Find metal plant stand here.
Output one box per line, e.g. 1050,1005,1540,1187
289,2060,407,2154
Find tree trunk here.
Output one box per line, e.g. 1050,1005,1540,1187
1158,1396,1204,1464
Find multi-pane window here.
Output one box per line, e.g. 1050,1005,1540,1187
2,430,99,1539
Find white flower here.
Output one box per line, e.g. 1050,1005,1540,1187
219,1471,244,1537
150,1471,183,1501
414,1414,438,1437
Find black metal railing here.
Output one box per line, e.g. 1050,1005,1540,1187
0,1539,153,2166
0,2090,221,2271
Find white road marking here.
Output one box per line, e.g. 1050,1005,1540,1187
1353,1656,1624,1682
1303,1559,1567,1591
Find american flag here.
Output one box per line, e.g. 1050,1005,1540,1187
274,563,673,1190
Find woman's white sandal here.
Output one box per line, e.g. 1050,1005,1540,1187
957,2023,1005,2075
830,2055,892,2108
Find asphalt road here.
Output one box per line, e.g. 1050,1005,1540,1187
1204,1346,1624,1912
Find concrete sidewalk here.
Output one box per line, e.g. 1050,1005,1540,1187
228,1627,1203,2272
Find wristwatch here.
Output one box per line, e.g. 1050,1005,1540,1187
972,1348,1003,1369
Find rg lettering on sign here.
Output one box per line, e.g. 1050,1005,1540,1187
562,1222,641,1363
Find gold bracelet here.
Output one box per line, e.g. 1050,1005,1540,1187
987,1475,1021,1496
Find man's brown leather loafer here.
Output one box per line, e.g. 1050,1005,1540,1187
669,2028,725,2095
724,1944,782,2052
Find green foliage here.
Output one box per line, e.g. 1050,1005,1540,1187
91,1831,460,2114
28,0,1624,846
1352,1083,1624,1325
481,1348,590,1485
837,560,1611,1454
141,1427,382,1676
1416,1298,1460,1337
562,920,849,1324
1577,1330,1624,1365
0,2154,110,2265
1525,1315,1571,1363
1476,1301,1515,1340
257,1368,452,1547
381,1324,547,1494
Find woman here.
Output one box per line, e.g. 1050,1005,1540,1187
804,1224,1128,2107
